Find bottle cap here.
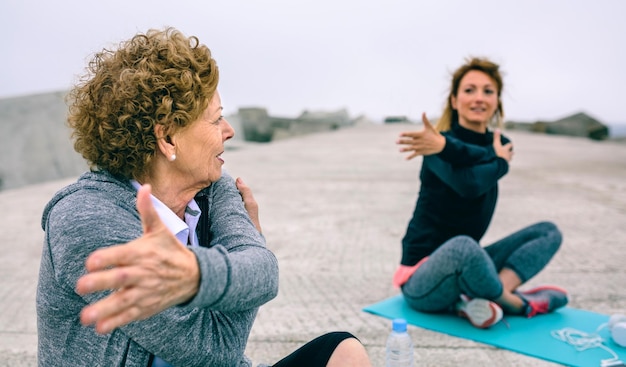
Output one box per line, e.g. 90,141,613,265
392,318,408,332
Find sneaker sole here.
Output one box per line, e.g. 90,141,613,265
458,299,503,329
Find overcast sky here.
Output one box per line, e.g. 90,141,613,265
1,0,625,124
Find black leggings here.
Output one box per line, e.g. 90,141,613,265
272,332,357,367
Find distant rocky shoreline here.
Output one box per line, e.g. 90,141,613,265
1,91,622,192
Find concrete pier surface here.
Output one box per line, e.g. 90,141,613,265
1,123,625,366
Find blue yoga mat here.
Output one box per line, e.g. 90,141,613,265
364,295,626,367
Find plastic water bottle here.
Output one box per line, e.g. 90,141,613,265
385,318,414,367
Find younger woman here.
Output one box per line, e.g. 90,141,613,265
395,57,567,328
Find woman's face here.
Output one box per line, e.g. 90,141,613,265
170,91,234,187
451,70,499,131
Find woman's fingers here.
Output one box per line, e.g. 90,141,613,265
77,266,133,295
397,112,445,159
78,245,197,333
82,286,158,334
82,240,143,272
236,177,262,233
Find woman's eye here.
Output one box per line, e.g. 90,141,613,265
464,88,474,94
485,89,495,95
212,116,223,125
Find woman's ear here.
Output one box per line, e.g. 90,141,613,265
450,95,458,110
154,124,175,159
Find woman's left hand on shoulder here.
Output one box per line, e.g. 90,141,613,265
493,129,514,162
236,177,262,233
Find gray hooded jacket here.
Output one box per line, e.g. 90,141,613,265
37,170,279,366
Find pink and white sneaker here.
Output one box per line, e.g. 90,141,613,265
515,285,569,317
455,294,503,329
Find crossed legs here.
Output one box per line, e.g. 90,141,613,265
401,221,562,316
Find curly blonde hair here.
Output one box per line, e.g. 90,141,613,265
435,57,504,132
67,27,219,179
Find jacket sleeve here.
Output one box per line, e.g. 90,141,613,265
184,172,279,311
436,132,513,167
43,180,276,366
423,154,509,198
437,135,497,166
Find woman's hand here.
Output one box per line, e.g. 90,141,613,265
493,129,514,162
75,184,200,334
236,177,262,233
397,112,446,160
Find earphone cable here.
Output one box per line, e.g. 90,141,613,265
551,325,621,366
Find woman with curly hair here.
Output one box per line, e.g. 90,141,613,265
36,27,371,367
394,57,568,329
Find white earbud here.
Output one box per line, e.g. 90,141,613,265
609,314,626,348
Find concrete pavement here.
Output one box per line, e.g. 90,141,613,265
1,123,625,366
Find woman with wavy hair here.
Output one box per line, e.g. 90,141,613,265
394,57,568,329
37,27,371,367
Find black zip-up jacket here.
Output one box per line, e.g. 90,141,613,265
401,121,511,265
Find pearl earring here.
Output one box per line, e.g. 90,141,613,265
169,154,176,162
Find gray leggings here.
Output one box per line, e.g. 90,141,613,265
401,221,562,312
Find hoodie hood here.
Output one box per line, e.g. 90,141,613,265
41,171,138,231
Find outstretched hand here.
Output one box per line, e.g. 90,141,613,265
236,177,262,233
493,129,514,162
75,184,200,334
397,112,446,160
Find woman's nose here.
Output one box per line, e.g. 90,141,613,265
221,117,235,141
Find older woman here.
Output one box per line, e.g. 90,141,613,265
394,57,568,329
37,27,371,367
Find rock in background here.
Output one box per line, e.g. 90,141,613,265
0,91,87,192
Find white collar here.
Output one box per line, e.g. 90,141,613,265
130,180,201,247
